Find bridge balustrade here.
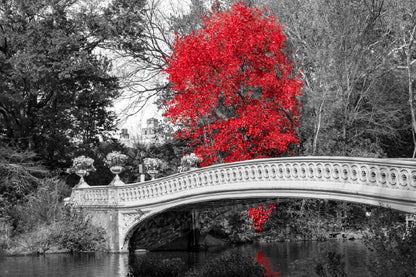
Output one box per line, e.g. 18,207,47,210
69,156,416,209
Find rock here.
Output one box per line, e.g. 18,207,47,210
134,249,148,254
328,232,340,239
202,234,227,247
5,246,35,256
45,247,71,254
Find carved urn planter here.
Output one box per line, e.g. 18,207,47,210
110,165,123,175
67,155,95,188
75,169,89,188
144,158,163,180
180,153,201,173
105,152,128,186
147,169,158,180
109,165,125,186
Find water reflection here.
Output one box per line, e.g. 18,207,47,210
0,253,130,277
128,241,369,277
0,241,370,277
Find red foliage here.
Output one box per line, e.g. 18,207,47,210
248,204,276,233
163,2,303,166
256,250,281,277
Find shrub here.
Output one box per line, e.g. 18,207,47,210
49,207,107,253
9,224,54,254
0,147,107,254
9,177,71,234
363,208,416,277
0,219,12,254
0,146,47,222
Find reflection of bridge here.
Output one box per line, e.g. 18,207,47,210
67,156,416,252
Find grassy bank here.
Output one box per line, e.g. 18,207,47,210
0,178,107,256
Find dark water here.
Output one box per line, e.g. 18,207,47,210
0,241,370,277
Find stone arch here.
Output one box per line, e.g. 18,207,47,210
119,185,416,251
123,209,197,251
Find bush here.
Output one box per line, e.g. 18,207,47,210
199,208,258,243
49,207,107,253
8,224,54,254
363,208,416,277
9,177,71,234
2,175,106,254
0,219,12,254
185,249,264,277
0,146,107,254
0,146,47,222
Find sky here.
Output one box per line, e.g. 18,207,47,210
112,0,191,137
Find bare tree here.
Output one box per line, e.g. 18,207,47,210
383,1,416,156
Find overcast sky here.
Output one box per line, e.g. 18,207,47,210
111,0,192,137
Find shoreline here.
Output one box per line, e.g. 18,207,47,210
257,229,365,244
1,229,366,257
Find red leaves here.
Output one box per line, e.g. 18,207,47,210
256,250,281,277
248,204,276,233
163,2,302,167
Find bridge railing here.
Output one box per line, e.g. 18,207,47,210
69,156,416,208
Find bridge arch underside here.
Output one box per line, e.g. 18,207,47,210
122,180,416,250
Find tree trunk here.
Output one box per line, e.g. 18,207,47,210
407,25,416,158
312,91,327,155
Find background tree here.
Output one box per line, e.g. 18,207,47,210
104,0,173,118
163,3,303,166
259,0,411,157
0,0,124,167
382,1,416,157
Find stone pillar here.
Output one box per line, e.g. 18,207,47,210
82,185,126,252
85,208,123,252
139,164,145,182
406,214,416,232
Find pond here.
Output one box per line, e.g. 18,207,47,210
0,240,370,277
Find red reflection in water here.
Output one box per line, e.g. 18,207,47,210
256,250,282,277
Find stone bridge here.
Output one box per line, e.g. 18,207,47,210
67,156,416,252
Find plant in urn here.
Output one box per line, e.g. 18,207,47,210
105,151,128,186
143,158,163,180
179,153,201,172
67,155,96,188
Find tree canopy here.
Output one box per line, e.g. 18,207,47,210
0,0,145,167
261,0,416,157
163,3,302,166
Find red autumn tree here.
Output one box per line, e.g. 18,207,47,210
163,2,302,166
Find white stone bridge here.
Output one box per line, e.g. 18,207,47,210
67,156,416,252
